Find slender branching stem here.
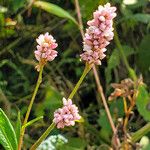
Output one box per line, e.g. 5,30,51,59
93,66,116,133
132,122,150,142
30,64,91,149
30,122,55,150
74,0,84,39
93,66,121,147
74,0,120,145
18,65,44,150
68,63,92,99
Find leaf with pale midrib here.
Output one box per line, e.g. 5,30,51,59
33,1,77,25
0,109,18,150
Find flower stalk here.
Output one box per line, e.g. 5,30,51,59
30,64,91,149
30,122,55,150
68,63,92,99
18,65,44,150
74,0,120,145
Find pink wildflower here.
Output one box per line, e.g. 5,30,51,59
53,98,81,128
34,32,58,70
80,3,116,65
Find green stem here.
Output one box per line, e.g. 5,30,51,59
30,64,91,149
114,27,137,81
68,63,92,99
18,65,44,150
30,122,55,150
131,122,150,142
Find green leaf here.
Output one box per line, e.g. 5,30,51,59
133,14,150,24
34,86,62,119
11,0,26,13
60,137,86,150
33,1,77,25
0,108,18,150
137,34,150,72
105,49,120,84
79,0,100,19
98,109,112,133
98,99,124,133
122,45,135,56
105,45,135,84
22,116,43,128
15,112,21,143
136,85,150,121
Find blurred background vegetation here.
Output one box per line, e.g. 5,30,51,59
0,0,150,149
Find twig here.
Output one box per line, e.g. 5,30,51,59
93,66,116,134
74,0,84,39
18,65,44,150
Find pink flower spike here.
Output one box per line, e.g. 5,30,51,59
80,3,117,65
53,98,81,129
34,32,58,69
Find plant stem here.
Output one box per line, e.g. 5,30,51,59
114,27,137,81
18,65,44,150
74,0,120,145
131,122,150,142
30,122,55,150
74,0,84,39
93,66,121,147
93,65,116,134
68,63,92,99
30,64,91,149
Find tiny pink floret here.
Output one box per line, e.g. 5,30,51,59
34,32,58,63
53,98,81,129
80,3,117,65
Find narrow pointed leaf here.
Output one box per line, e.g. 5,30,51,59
136,85,150,121
0,108,18,150
22,116,43,129
33,1,78,25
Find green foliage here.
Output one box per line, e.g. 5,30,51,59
132,14,150,24
34,86,62,118
10,0,26,13
79,0,100,20
105,45,134,84
136,85,150,121
0,109,18,150
137,34,150,72
60,137,86,150
0,0,150,148
98,100,124,136
33,1,77,24
105,48,120,85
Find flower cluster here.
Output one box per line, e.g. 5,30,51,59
80,3,116,65
53,98,81,128
34,32,58,70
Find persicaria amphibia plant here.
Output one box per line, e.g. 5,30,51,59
2,2,148,150
18,3,118,150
